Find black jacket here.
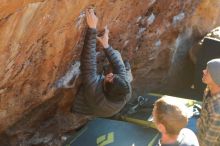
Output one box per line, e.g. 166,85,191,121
73,28,131,117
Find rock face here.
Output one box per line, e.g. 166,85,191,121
0,0,220,145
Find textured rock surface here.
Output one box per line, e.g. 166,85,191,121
0,0,220,145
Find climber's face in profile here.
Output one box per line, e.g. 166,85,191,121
103,73,114,92
103,64,114,83
104,73,114,83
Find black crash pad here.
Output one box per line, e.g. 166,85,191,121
64,118,159,146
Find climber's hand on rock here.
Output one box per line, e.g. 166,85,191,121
97,26,109,48
86,8,98,29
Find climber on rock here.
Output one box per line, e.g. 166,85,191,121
72,8,132,117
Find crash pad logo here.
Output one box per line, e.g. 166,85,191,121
96,132,114,146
